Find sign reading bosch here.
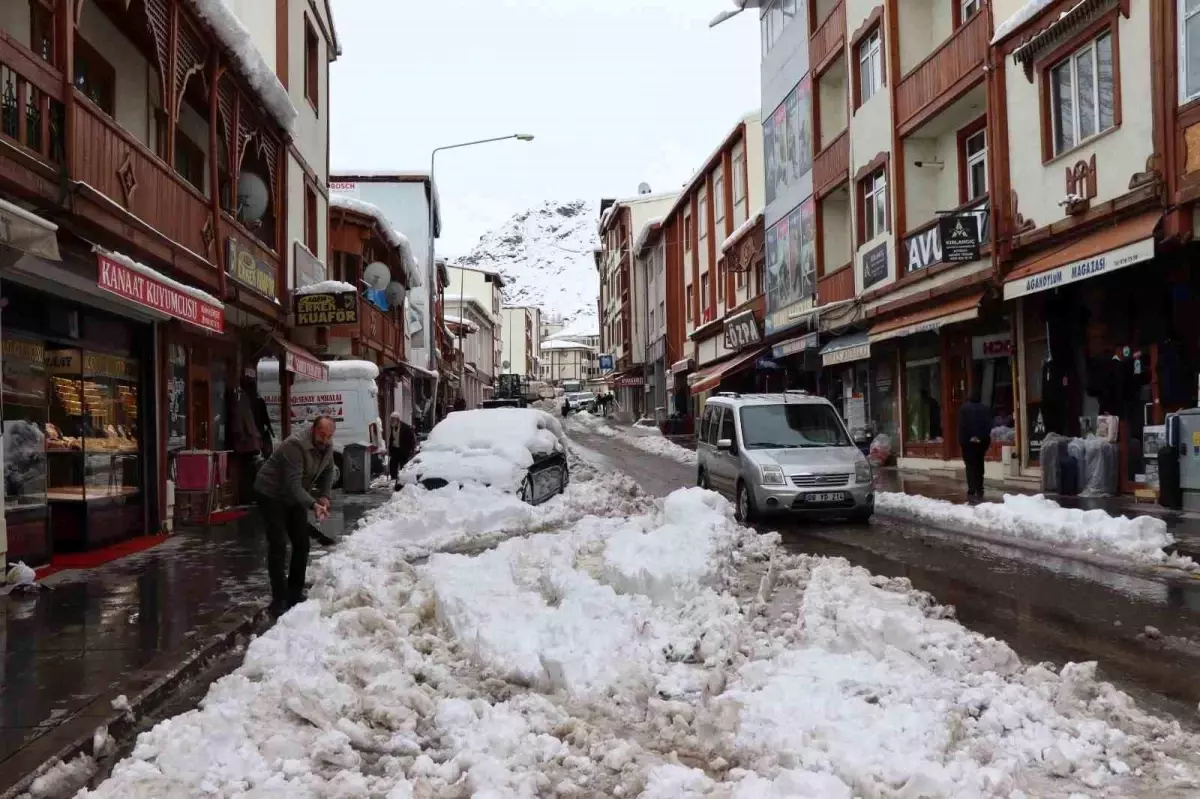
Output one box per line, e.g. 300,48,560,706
723,310,762,351
1003,237,1155,300
295,292,359,326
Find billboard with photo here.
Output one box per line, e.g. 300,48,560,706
764,77,813,207
765,198,816,335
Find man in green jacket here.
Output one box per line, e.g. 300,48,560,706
254,415,336,613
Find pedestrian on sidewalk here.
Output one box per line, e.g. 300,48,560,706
253,415,336,614
957,389,992,499
387,411,417,486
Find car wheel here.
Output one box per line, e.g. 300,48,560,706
848,508,873,525
735,481,757,523
697,469,710,489
331,452,343,489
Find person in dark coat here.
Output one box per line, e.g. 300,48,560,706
957,389,993,499
253,416,336,614
387,412,418,485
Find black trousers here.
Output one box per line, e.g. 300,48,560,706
256,493,310,604
961,440,989,496
388,446,403,481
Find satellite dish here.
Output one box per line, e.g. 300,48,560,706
237,171,270,223
502,360,510,370
363,261,391,291
637,182,652,195
385,280,407,306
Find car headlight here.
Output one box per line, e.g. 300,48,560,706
855,459,873,483
760,465,786,486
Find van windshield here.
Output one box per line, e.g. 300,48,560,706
738,404,851,449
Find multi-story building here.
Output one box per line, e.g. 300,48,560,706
540,339,600,386
597,188,678,415
501,305,542,380
0,0,344,568
444,296,496,409
445,264,504,402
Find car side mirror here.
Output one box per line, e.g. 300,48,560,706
717,438,734,452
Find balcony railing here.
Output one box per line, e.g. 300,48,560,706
895,9,988,136
813,128,849,197
810,1,845,73
817,264,855,304
360,301,402,362
0,36,63,163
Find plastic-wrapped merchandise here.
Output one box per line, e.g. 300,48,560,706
868,433,893,466
1067,438,1086,494
1060,453,1080,496
1040,434,1066,493
1080,435,1118,496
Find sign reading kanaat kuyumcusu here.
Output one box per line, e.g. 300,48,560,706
295,291,359,326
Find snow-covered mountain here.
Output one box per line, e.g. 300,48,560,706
453,200,599,325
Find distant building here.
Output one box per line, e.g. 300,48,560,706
501,306,542,379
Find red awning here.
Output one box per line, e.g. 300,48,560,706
273,334,328,382
689,345,770,395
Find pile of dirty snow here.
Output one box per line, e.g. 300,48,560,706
566,412,698,465
877,491,1195,571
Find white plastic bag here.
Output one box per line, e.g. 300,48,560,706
6,561,35,587
868,433,893,466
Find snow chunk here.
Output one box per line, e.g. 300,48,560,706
633,215,664,255
294,279,357,296
992,0,1056,43
541,339,597,351
877,491,1195,570
189,0,297,132
566,412,697,465
442,313,478,333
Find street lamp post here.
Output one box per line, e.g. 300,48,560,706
427,133,534,413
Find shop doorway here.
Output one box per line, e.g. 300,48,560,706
190,376,210,449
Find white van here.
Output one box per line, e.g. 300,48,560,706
257,359,384,485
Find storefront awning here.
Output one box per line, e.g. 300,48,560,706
1002,210,1159,301
772,332,820,359
868,291,983,344
272,334,328,382
671,357,695,375
0,197,59,262
819,332,870,366
689,345,770,395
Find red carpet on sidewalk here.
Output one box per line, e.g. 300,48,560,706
34,533,170,580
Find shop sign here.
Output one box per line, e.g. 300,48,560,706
226,237,277,299
262,392,345,425
295,292,359,326
83,352,137,379
1027,402,1046,461
599,354,614,371
294,242,327,289
3,338,46,402
861,242,889,289
723,310,762,351
904,225,943,273
97,253,224,333
939,214,981,263
756,357,780,371
284,349,329,382
1003,237,1155,301
822,342,871,366
45,349,81,375
773,332,819,359
0,203,59,261
972,333,1012,360
614,375,644,388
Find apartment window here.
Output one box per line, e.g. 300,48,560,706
658,300,664,327
304,16,320,112
958,0,983,25
963,128,987,201
74,36,115,115
649,307,655,332
760,0,798,55
686,285,694,321
857,28,883,107
699,196,708,239
684,213,693,251
30,1,55,65
714,172,725,222
174,131,205,192
1183,0,1200,102
860,167,888,242
1048,32,1115,156
304,182,318,253
700,273,710,313
733,152,746,203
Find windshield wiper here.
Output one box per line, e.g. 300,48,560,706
748,443,799,449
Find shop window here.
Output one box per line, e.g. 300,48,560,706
905,344,943,444
167,344,188,451
972,344,1015,441
1047,31,1115,156
305,16,320,112
1181,0,1200,103
73,36,115,116
856,28,883,108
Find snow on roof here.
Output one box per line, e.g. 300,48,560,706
633,216,664,256
721,210,764,254
329,171,442,234
330,193,423,288
294,279,357,296
444,314,479,333
992,0,1057,44
662,111,761,224
94,245,223,310
598,191,680,234
450,262,506,287
541,339,597,352
546,320,600,341
257,358,379,381
189,0,297,133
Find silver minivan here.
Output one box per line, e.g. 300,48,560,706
696,391,874,523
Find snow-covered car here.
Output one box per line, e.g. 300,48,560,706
398,408,569,504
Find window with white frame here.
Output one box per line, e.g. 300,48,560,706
760,0,799,56
686,285,694,321
714,171,725,223
732,152,746,202
1181,0,1200,102
964,128,987,201
862,167,887,241
960,0,982,22
858,28,883,105
699,195,709,239
684,213,693,251
1049,32,1115,155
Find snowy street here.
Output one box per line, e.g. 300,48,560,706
38,421,1200,797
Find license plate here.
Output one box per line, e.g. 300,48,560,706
803,492,846,503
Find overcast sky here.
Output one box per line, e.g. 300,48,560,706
329,0,760,258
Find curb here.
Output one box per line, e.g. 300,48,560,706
874,506,1200,583
0,601,269,799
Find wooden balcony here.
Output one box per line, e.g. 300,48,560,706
360,301,403,363
0,36,63,165
810,1,845,75
817,264,855,304
895,9,988,137
813,128,849,198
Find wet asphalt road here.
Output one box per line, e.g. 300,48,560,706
569,430,1200,727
